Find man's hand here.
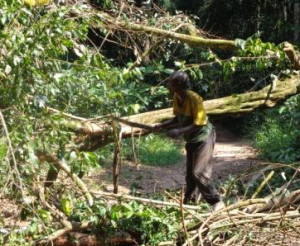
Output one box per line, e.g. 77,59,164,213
152,123,163,132
168,129,182,138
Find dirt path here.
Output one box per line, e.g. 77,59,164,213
86,125,260,195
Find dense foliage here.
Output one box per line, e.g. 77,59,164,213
245,93,300,163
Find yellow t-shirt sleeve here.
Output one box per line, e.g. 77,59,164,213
191,96,207,126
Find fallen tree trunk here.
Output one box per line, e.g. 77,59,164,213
91,8,238,51
115,21,236,50
62,74,300,150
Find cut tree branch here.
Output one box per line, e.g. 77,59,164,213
0,110,25,196
283,42,300,70
104,19,237,50
36,150,94,206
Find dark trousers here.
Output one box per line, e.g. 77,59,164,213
184,129,221,205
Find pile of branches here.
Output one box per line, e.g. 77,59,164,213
2,108,300,245
175,194,300,246
31,149,300,246
34,187,300,246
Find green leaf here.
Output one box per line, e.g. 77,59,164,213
4,65,11,75
278,106,285,114
97,206,106,217
129,103,140,114
164,68,174,74
83,152,98,167
38,209,52,222
196,69,203,79
28,153,39,166
61,197,73,216
234,38,246,50
33,95,47,108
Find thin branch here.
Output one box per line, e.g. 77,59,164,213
128,39,164,72
112,116,154,131
210,212,300,230
0,110,25,197
99,1,125,50
109,20,237,50
251,171,275,199
180,187,192,246
131,128,140,169
92,190,202,210
164,190,202,220
112,121,123,194
47,107,87,121
36,150,94,207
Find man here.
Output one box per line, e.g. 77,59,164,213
153,71,224,211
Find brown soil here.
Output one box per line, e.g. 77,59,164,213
85,124,260,195
0,198,29,230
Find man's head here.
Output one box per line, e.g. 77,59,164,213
167,71,190,93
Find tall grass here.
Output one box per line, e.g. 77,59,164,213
99,134,183,167
123,134,183,166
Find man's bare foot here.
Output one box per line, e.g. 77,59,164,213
212,201,225,212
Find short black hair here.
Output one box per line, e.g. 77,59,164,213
168,71,190,89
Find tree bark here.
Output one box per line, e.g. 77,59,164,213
112,122,122,194
45,165,60,188
283,42,300,70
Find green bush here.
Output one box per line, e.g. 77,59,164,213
246,94,300,163
237,94,300,198
253,117,300,162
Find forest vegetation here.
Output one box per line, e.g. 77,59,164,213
1,0,300,245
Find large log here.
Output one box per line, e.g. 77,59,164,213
74,73,299,136
93,9,238,50
115,21,237,50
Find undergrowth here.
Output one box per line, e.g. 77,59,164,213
1,196,182,246
246,94,300,163
225,97,300,198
